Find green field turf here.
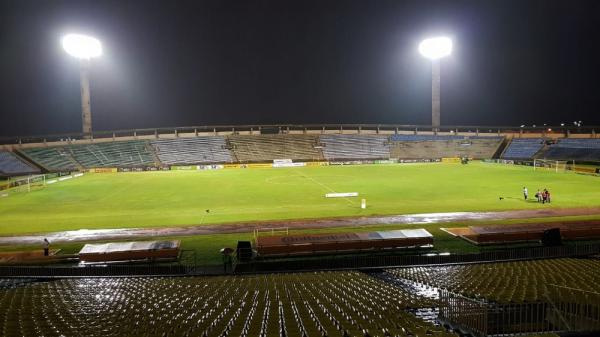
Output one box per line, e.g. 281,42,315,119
1,161,600,235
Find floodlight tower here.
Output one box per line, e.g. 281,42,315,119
62,34,102,135
419,37,452,129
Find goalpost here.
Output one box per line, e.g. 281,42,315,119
6,174,46,193
533,159,568,173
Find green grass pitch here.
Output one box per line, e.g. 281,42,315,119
1,161,600,235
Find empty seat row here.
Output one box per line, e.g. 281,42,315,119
320,135,390,160
151,137,233,164
502,138,544,159
228,135,323,162
0,151,39,175
0,272,458,337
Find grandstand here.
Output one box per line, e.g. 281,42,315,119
0,272,457,337
389,135,503,159
540,138,600,161
386,258,600,303
19,147,80,172
69,141,155,168
501,138,544,159
151,136,233,164
1,125,599,175
320,134,389,160
0,151,39,176
228,134,323,162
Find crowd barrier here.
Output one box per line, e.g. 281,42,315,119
235,243,600,273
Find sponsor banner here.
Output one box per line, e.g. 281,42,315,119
329,160,373,166
223,164,241,169
198,164,224,170
58,175,73,181
305,161,329,166
513,160,534,167
273,162,306,168
118,167,164,172
397,158,441,163
273,159,293,164
170,165,197,171
247,163,273,168
325,192,359,198
89,168,118,173
442,157,461,163
374,159,397,164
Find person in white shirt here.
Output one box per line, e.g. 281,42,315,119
523,187,528,200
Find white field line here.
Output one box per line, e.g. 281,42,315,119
294,170,355,206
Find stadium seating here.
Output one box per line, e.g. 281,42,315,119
20,147,80,171
390,135,503,159
501,138,544,159
540,139,600,161
320,135,390,160
0,151,39,175
68,141,155,168
151,137,233,164
0,271,457,337
390,134,464,141
228,134,324,162
386,258,600,304
555,138,600,149
541,147,600,161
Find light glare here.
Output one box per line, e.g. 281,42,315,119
62,34,102,59
419,37,452,60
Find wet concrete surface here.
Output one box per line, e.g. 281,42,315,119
1,207,599,245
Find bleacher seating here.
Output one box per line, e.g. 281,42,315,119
0,151,39,175
390,135,503,159
542,147,600,162
320,135,389,160
386,258,600,304
555,138,600,149
538,139,600,162
0,271,457,337
20,147,80,171
69,141,155,168
151,137,233,164
501,138,544,159
390,134,464,141
229,134,323,162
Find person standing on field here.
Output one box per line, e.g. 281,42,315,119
43,238,50,256
523,187,528,200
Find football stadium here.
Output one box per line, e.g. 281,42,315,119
2,2,600,337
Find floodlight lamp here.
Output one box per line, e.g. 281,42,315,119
419,37,452,60
62,34,102,59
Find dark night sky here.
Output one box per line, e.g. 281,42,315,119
1,0,600,137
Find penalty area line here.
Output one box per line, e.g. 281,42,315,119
294,170,356,206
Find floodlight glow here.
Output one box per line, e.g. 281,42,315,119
62,34,102,59
419,37,452,60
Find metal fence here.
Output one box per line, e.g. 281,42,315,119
546,284,600,332
1,243,599,277
438,285,600,336
235,243,600,273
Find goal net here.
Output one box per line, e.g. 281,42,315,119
6,174,46,194
533,159,568,173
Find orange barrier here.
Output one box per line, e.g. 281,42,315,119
467,220,600,244
256,229,432,256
